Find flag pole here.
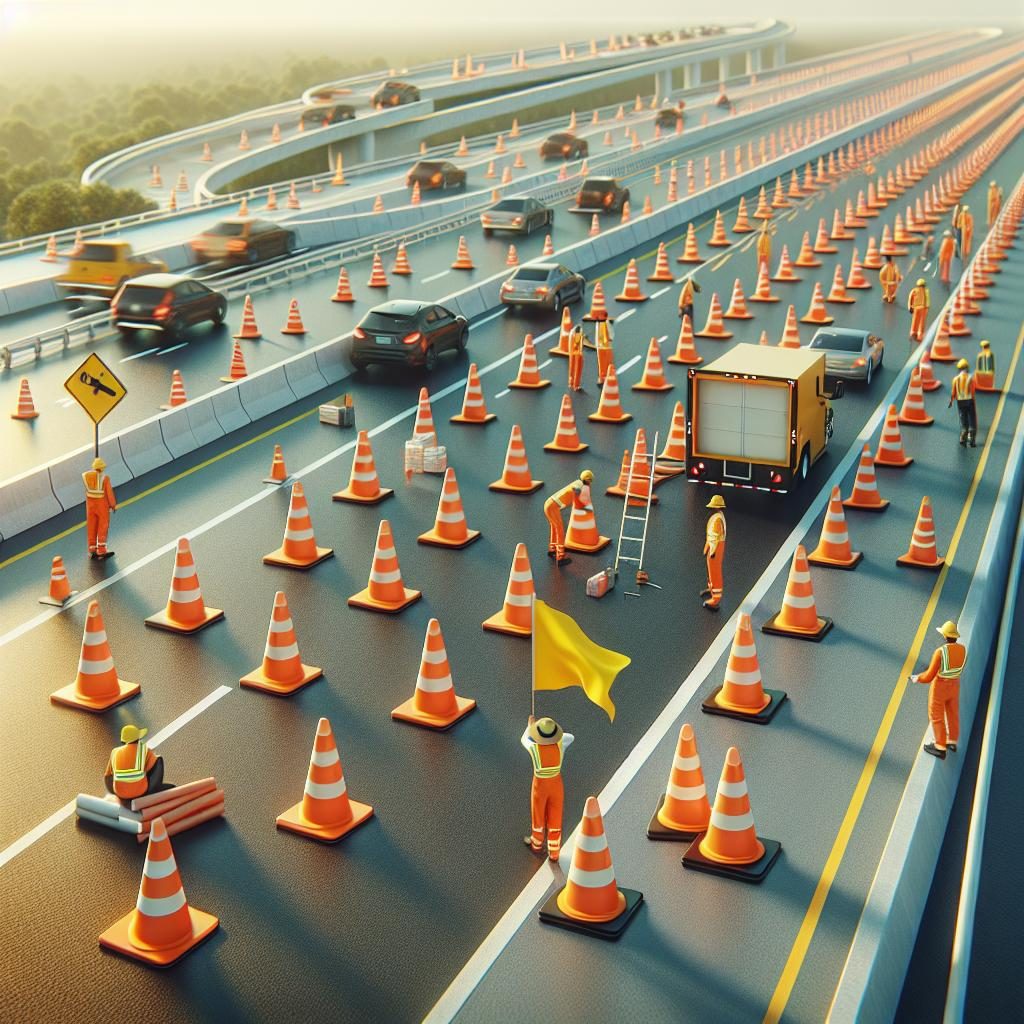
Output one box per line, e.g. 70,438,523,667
530,593,536,718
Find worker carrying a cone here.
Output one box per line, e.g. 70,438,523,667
701,495,726,610
83,456,117,559
910,621,966,759
907,278,930,343
949,358,977,447
677,275,701,322
104,725,166,804
544,471,593,566
880,255,902,303
522,714,574,860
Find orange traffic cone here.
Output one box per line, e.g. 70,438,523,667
732,197,754,233
263,482,334,569
682,747,781,882
703,612,787,723
929,315,956,363
220,342,248,383
697,294,733,339
677,223,702,264
331,267,355,303
918,346,941,392
826,265,855,304
263,443,289,485
843,444,889,512
542,234,554,256
451,363,496,424
723,278,754,319
145,538,224,634
749,263,780,303
160,369,187,410
348,520,421,614
897,496,944,570
544,394,588,452
410,181,421,204
240,591,322,695
846,251,872,290
509,334,550,389
808,487,862,569
482,543,534,636
367,253,389,288
99,817,218,965
874,405,913,468
41,235,59,262
897,369,934,426
451,235,474,270
286,182,300,210
392,618,477,730
762,544,832,641
647,243,674,282
830,208,854,241
632,339,673,392
565,501,610,554
772,245,801,282
39,555,76,607
862,236,883,269
582,282,609,322
412,385,437,444
753,186,772,220
658,402,687,463
590,364,632,422
276,718,372,840
333,430,393,504
539,796,642,938
505,243,519,267
668,315,701,365
708,210,730,247
265,186,278,211
392,243,413,276
550,307,574,358
647,723,712,840
800,282,833,325
50,600,140,711
615,258,648,302
11,378,39,420
589,213,600,237
280,299,306,335
948,291,971,338
794,231,821,268
233,295,260,339
418,467,481,549
490,424,543,494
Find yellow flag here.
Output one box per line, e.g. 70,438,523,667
533,599,631,722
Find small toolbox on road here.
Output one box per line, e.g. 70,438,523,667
586,567,615,599
320,394,355,427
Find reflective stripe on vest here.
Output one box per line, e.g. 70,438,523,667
707,512,726,544
938,645,965,679
112,741,148,784
84,471,107,500
977,352,994,373
953,373,973,400
528,740,564,778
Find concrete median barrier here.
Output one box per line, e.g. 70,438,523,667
184,396,225,447
158,408,200,458
284,353,328,400
211,387,250,433
117,417,173,477
0,466,62,539
314,339,351,384
49,441,130,512
237,366,296,421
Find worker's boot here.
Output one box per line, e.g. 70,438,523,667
556,554,572,566
923,742,946,760
968,432,976,448
547,547,557,560
947,743,958,752
699,586,712,598
523,835,542,855
702,596,721,611
95,551,115,560
959,430,967,447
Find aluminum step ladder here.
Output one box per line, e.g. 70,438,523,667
612,432,661,598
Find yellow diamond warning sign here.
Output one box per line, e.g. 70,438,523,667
64,352,127,425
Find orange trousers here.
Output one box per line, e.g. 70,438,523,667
939,256,952,284
596,346,613,384
544,500,566,558
882,281,899,302
928,677,960,748
568,350,583,391
86,498,111,555
910,308,927,341
530,775,564,859
705,542,725,606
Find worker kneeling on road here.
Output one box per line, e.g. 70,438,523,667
83,456,117,560
949,358,977,448
910,621,966,760
544,470,593,566
701,494,727,610
522,715,573,860
907,278,929,343
104,725,165,803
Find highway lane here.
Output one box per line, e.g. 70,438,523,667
1,40,996,481
0,95,1019,1022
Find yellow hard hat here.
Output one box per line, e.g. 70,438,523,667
936,620,959,640
962,204,969,211
916,278,926,286
706,494,726,509
92,457,106,471
120,724,148,744
579,469,594,484
980,339,990,348
957,358,969,369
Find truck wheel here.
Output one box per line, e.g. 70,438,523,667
798,447,810,484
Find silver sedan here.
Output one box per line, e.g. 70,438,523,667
808,327,885,384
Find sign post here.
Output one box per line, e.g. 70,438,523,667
63,352,128,457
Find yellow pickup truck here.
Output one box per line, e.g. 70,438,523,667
55,240,168,302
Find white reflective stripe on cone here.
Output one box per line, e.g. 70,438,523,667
352,471,377,482
269,617,294,633
731,642,757,658
371,568,402,584
421,647,447,664
506,591,532,607
717,779,749,799
566,864,616,888
376,545,397,560
284,527,316,541
667,781,707,801
78,657,115,674
136,889,187,917
417,672,454,693
142,855,179,880
305,778,347,800
784,593,816,609
574,832,608,854
725,668,762,685
265,642,300,661
436,511,464,524
311,748,340,768
674,753,700,772
790,568,811,583
710,808,755,831
172,563,197,578
83,629,108,645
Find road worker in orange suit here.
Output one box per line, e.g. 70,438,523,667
594,318,615,386
104,725,165,803
907,278,929,342
83,456,117,559
949,358,977,447
567,324,585,392
701,494,727,610
960,205,974,258
938,230,956,285
522,715,574,860
880,255,902,303
910,621,966,760
987,181,1002,226
756,221,772,272
544,469,593,566
677,275,701,323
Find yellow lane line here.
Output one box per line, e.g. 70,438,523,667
762,318,1024,1023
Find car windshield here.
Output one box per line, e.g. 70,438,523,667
78,244,116,261
203,223,246,237
118,286,167,305
547,134,573,143
492,200,527,212
580,179,612,192
413,162,441,173
810,333,863,352
361,311,415,331
512,267,550,282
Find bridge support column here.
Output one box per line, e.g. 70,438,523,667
719,56,730,83
774,43,786,69
358,131,375,164
684,62,701,90
656,69,672,101
746,49,762,76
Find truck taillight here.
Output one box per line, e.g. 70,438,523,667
690,462,706,476
771,472,783,484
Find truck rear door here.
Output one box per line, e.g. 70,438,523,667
695,378,790,479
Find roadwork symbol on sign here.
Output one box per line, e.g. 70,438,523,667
64,352,127,425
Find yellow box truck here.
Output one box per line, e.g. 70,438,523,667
684,343,844,493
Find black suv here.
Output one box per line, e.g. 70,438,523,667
351,300,468,372
372,80,422,107
112,274,226,340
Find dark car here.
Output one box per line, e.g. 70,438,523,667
372,80,421,107
301,103,356,127
480,197,553,236
500,263,585,312
190,218,295,266
112,274,226,340
655,107,682,129
539,132,589,161
809,327,885,384
351,300,468,372
573,176,630,213
406,160,466,192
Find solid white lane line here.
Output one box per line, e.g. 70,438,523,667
158,342,188,355
649,286,671,300
422,270,451,284
617,308,636,322
538,359,553,370
0,685,232,871
120,347,161,362
616,354,642,375
495,389,510,398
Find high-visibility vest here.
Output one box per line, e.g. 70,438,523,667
679,280,695,306
757,234,771,260
880,264,900,286
549,480,582,509
909,286,929,310
528,740,564,778
938,644,966,679
977,350,994,374
952,372,974,401
83,470,107,500
706,512,726,552
112,741,149,784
